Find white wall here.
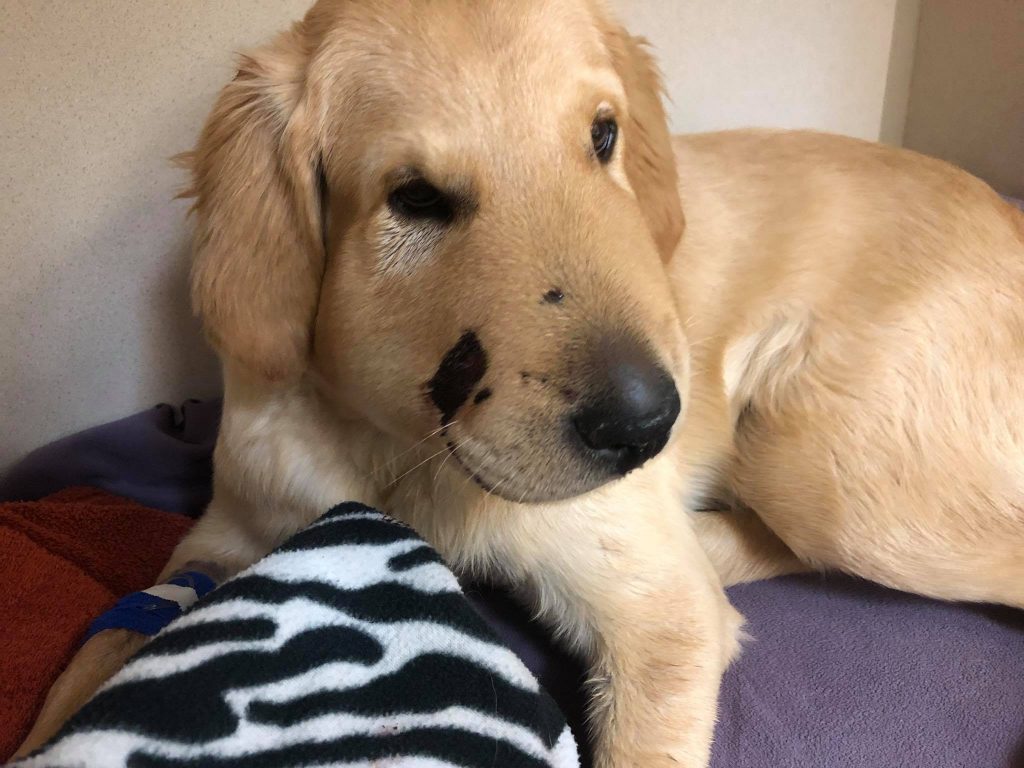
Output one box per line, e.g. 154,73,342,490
1,1,912,471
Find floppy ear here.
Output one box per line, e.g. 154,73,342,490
600,16,685,259
185,27,324,381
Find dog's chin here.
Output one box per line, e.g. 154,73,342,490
445,438,611,505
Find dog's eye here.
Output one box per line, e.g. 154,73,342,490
591,117,618,163
388,179,453,223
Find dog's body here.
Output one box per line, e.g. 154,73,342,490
18,1,1024,765
675,129,1024,604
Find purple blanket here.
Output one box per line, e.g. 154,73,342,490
3,401,1023,767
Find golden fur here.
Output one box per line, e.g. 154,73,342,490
18,1,1024,765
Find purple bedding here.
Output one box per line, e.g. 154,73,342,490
3,401,1023,767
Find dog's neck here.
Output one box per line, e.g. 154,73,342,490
213,362,515,570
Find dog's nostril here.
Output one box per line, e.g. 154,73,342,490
571,339,681,475
572,391,680,474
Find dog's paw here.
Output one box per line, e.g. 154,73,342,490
596,746,710,768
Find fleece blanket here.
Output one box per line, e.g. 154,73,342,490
0,488,193,759
11,503,578,768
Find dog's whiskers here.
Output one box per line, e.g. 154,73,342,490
387,443,457,487
432,437,471,488
453,440,505,497
377,420,458,480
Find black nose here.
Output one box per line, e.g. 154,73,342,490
571,338,681,476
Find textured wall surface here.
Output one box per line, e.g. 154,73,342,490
1,1,310,471
1,1,916,470
613,0,907,141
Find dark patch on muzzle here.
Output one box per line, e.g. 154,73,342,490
427,331,488,424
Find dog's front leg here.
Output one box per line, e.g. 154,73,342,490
498,474,744,768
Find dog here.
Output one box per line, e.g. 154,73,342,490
18,0,1024,765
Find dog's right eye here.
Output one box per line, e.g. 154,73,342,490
388,179,453,223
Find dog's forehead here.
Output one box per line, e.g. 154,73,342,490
322,0,617,111
339,0,605,55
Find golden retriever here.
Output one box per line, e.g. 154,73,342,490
18,0,1024,765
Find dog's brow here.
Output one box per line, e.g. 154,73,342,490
579,71,627,109
387,165,428,187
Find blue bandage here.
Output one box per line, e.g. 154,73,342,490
83,571,217,642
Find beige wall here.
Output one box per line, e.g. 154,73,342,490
880,0,922,145
613,0,913,142
1,1,310,471
0,1,918,471
902,0,1024,198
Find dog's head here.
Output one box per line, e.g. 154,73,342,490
188,0,687,503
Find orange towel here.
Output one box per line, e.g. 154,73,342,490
0,487,191,759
